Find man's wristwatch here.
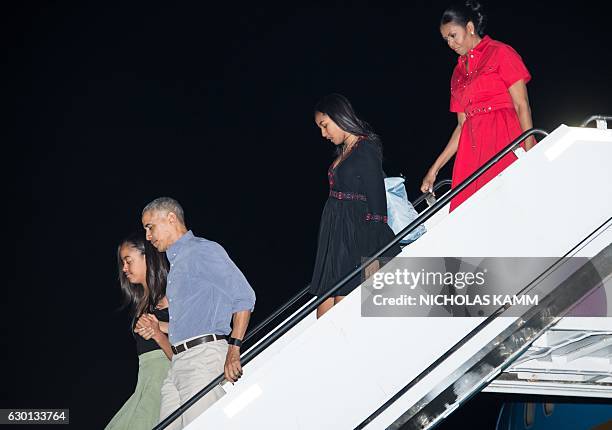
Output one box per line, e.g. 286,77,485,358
227,337,243,349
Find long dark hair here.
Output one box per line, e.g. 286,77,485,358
441,1,487,37
117,231,169,329
314,93,382,156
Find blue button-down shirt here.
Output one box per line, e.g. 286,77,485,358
165,231,256,344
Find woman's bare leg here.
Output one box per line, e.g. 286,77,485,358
317,297,335,319
317,295,348,318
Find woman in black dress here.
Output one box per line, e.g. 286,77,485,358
310,93,401,318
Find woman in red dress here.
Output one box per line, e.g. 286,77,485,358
421,1,536,211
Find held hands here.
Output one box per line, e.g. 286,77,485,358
134,313,163,341
224,346,243,383
420,170,437,194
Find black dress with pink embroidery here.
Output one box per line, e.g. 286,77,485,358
310,139,401,297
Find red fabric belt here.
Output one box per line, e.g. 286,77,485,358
465,103,514,118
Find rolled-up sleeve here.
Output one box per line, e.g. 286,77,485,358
228,260,256,313
211,244,256,313
498,44,531,88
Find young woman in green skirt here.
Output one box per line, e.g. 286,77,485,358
105,232,173,430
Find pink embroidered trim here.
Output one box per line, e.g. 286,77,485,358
365,213,388,223
329,190,367,201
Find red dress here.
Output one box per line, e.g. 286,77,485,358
449,35,531,211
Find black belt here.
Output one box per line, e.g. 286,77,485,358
171,334,228,355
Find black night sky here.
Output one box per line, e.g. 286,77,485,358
6,1,612,428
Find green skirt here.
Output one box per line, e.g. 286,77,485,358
105,349,171,430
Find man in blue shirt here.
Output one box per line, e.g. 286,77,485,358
141,197,256,429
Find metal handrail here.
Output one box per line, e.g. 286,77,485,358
154,128,548,429
580,114,612,128
369,224,611,430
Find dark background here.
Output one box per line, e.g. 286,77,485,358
6,1,612,428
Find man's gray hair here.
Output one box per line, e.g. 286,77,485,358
142,197,186,225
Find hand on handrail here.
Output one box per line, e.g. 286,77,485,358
420,170,437,195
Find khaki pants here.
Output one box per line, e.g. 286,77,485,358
159,340,228,429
